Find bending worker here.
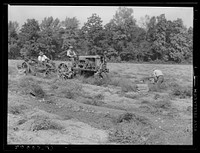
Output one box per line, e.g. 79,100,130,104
152,69,164,90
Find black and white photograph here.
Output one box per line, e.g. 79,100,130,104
7,4,194,147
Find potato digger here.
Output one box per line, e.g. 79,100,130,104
17,58,57,77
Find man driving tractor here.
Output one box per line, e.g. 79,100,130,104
38,51,49,63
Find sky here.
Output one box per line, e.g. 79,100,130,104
8,5,193,29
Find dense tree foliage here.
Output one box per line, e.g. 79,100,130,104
8,7,193,64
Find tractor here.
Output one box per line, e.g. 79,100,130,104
57,55,109,80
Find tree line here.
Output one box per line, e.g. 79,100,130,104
8,7,193,63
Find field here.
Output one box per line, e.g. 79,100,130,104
7,60,193,145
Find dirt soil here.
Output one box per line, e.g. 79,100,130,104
7,60,193,145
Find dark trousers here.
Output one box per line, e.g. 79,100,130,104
154,75,164,91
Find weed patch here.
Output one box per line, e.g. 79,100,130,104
171,85,192,98
9,105,28,115
17,119,27,125
109,121,155,144
152,99,172,110
124,93,139,99
80,75,137,92
18,76,46,98
94,93,104,100
57,81,83,99
30,115,64,131
114,112,152,127
32,118,64,131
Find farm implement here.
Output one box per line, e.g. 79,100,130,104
17,58,57,77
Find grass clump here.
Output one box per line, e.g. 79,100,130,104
94,93,104,100
152,99,172,110
114,112,152,127
18,76,46,98
124,93,139,99
58,82,83,99
109,123,144,144
32,118,64,131
80,75,138,92
109,116,154,144
61,89,76,99
109,112,164,144
8,105,28,115
171,85,192,99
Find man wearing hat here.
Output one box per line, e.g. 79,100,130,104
38,51,49,63
67,46,76,58
67,46,77,66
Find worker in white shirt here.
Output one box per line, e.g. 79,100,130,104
67,46,77,66
152,69,164,90
38,51,49,63
67,46,76,58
